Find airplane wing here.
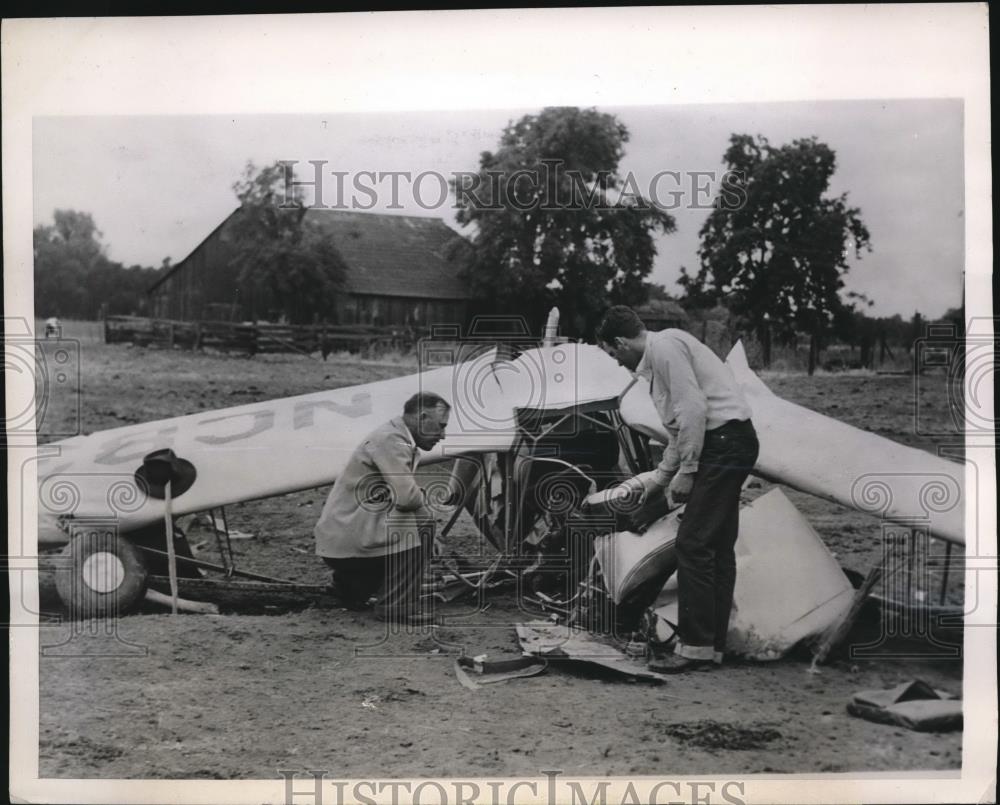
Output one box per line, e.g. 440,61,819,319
618,342,965,545
36,351,508,544
38,337,963,548
36,342,636,545
725,342,965,545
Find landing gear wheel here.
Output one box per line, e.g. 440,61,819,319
55,531,148,617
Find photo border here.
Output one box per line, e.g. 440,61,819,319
4,6,995,804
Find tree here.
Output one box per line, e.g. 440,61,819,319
644,282,673,302
223,161,347,324
681,134,871,372
908,311,925,352
676,265,721,311
33,211,104,317
451,107,675,337
34,210,162,319
940,304,965,333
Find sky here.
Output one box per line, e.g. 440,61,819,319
33,99,964,319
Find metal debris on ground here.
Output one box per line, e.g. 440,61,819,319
846,680,962,732
453,654,548,690
515,621,677,685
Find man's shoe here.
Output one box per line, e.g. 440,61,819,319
647,653,714,674
375,610,440,627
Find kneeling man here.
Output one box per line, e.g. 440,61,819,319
315,392,450,626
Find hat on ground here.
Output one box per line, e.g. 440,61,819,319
134,448,197,500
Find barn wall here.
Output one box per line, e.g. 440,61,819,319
149,215,470,326
150,223,246,321
335,294,467,328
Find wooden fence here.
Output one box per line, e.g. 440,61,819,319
104,315,421,356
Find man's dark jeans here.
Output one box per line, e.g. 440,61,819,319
323,516,434,618
675,418,759,657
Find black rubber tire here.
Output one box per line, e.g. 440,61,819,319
55,531,148,617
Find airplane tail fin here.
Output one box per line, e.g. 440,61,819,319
726,340,774,396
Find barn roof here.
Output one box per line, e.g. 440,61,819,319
635,298,689,322
150,209,472,300
307,210,471,300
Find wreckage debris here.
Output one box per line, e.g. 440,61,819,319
846,680,962,732
596,488,855,661
453,655,547,689
515,621,678,684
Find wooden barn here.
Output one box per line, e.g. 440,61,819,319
148,209,472,327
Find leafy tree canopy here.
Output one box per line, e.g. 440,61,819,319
34,210,161,319
453,107,675,337
224,161,347,324
681,134,871,366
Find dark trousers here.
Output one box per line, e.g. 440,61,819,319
675,419,759,654
323,519,434,618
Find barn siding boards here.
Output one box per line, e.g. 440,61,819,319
336,294,466,327
148,209,472,327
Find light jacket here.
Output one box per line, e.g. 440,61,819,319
315,417,428,558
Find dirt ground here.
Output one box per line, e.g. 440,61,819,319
34,324,966,779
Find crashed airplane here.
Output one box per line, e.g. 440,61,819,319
34,311,965,660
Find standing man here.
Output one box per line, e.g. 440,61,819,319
596,306,759,672
315,392,450,626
